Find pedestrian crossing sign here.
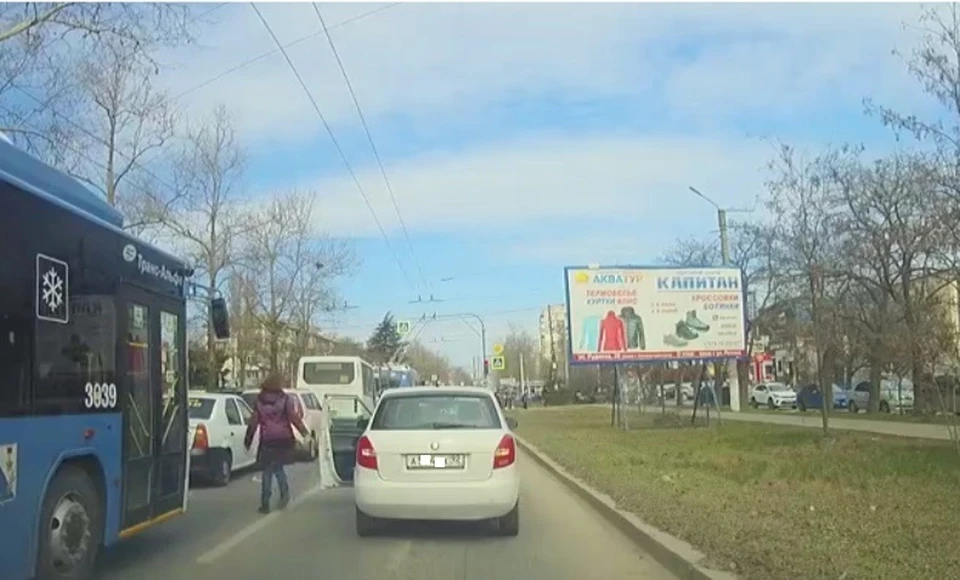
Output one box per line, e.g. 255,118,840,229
491,356,505,371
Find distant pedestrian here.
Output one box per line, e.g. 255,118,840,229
244,373,308,514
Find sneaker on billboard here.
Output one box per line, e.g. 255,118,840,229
675,320,699,341
664,333,688,347
685,310,710,332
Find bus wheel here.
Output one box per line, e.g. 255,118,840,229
36,466,103,580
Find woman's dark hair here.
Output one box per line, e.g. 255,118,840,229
260,372,288,392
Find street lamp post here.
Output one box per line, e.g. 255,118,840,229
688,186,749,412
404,298,489,384
460,312,488,375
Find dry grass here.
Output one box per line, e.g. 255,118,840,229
512,406,960,580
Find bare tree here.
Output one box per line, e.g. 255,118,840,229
868,5,960,205
659,236,720,267
160,106,245,386
405,341,456,383
500,325,538,384
225,270,266,389
766,143,853,434
73,40,176,217
328,336,366,358
832,153,950,411
0,3,196,46
0,3,199,155
288,237,357,362
242,190,354,374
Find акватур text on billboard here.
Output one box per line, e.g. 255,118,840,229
563,266,747,364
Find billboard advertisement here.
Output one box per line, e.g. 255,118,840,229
564,266,746,364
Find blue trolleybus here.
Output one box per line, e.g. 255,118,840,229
375,364,420,391
0,138,228,579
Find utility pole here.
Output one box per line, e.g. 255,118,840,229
519,352,526,394
547,305,558,388
690,186,748,413
718,207,740,412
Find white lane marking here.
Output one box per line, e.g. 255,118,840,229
195,485,321,565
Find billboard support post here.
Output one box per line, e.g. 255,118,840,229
611,366,618,427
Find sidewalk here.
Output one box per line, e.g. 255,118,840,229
684,406,954,440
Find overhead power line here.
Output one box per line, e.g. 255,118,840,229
249,3,416,292
173,3,403,102
312,2,429,294
322,305,544,333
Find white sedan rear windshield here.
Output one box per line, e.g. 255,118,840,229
189,397,215,420
371,393,501,430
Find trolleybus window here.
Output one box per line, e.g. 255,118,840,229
160,311,184,453
34,294,118,416
303,361,355,384
0,315,30,416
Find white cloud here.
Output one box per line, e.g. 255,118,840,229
293,131,772,237
158,3,927,141
501,230,673,267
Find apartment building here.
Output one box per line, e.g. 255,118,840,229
539,304,568,382
220,321,337,388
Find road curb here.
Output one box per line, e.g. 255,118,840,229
515,435,738,580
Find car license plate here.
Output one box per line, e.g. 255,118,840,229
405,454,464,469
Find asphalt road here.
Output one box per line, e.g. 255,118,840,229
94,461,321,579
94,452,676,580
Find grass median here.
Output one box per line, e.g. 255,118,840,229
512,406,960,580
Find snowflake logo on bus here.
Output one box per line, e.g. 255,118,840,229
42,268,64,311
36,253,69,323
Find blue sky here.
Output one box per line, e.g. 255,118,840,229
155,2,935,368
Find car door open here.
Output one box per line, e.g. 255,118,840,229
320,394,372,486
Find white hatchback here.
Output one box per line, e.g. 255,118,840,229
353,386,520,537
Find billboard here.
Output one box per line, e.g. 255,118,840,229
564,266,746,365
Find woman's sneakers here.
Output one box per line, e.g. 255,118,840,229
258,504,270,515
278,495,290,510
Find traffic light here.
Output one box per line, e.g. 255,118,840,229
483,358,490,377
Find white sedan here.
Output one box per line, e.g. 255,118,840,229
353,386,520,537
750,382,797,410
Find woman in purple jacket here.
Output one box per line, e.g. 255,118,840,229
244,374,308,513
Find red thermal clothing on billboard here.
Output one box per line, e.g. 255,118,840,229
598,311,627,351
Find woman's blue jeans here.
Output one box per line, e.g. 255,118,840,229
260,462,290,508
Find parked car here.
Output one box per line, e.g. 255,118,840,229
750,382,796,409
848,378,914,413
243,388,324,461
188,391,259,486
796,383,849,411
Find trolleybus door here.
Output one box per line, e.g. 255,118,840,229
117,285,187,531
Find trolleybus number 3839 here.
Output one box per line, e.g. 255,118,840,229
83,382,118,409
